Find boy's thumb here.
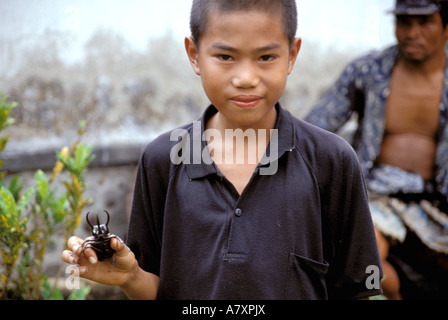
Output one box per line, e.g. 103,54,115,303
111,237,129,256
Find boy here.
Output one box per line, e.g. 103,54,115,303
62,0,382,300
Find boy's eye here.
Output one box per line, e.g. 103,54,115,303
217,54,233,62
259,55,275,62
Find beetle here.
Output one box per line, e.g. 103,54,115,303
74,210,123,270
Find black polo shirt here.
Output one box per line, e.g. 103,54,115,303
127,104,382,300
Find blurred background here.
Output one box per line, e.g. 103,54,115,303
0,0,396,297
0,0,396,151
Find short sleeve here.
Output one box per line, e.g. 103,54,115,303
318,138,383,299
126,132,173,276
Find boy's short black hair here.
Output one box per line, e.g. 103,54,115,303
190,0,298,48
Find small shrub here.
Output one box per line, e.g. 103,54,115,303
0,92,94,300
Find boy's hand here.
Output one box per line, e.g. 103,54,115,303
62,236,138,287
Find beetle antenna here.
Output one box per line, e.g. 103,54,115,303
86,212,93,228
104,210,110,226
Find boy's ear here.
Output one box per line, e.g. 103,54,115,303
288,37,302,75
185,36,201,76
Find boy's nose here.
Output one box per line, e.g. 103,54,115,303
231,62,260,89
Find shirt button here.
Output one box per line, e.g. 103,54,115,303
234,208,243,217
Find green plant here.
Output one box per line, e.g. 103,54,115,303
0,92,95,299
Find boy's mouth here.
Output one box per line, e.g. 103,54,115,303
230,95,263,108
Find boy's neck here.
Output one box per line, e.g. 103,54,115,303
204,105,278,171
206,106,278,133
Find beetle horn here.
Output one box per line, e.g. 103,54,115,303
86,212,93,228
104,210,110,226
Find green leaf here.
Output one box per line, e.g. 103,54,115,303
75,145,95,169
0,186,17,222
34,170,49,200
51,288,64,300
67,286,91,300
8,174,23,200
80,120,86,127
0,98,17,131
17,187,34,213
52,195,68,225
0,136,9,153
41,277,64,300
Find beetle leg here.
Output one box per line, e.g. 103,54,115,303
110,234,130,253
105,235,129,272
79,245,92,258
71,239,97,259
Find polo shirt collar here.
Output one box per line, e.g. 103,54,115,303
185,103,295,180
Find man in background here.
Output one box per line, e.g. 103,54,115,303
306,0,448,299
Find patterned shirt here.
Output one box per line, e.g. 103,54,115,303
305,45,448,198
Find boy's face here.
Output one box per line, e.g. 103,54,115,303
186,9,301,129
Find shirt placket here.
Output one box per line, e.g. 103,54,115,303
216,170,258,259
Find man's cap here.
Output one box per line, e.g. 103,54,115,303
391,0,441,15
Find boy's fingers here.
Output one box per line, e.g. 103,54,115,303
62,249,77,264
67,236,84,251
66,236,98,264
111,237,130,256
66,236,130,266
81,246,98,264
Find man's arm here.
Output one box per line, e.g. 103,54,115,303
305,59,365,132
